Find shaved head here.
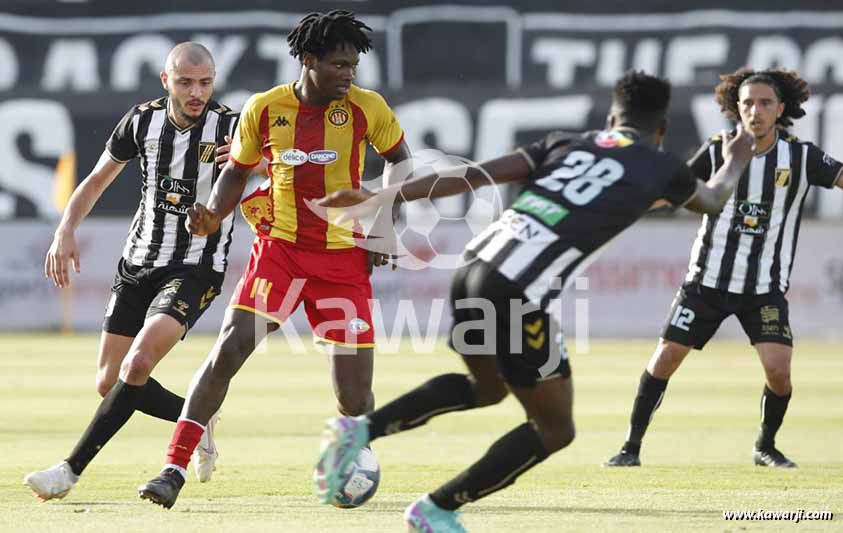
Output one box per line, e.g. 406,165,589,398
165,42,215,74
160,42,216,128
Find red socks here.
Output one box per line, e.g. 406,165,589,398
166,419,205,469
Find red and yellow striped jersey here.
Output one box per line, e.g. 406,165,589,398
230,82,403,249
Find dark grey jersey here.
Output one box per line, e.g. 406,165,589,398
465,129,696,310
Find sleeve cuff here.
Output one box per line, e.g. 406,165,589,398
378,132,404,157
230,155,261,169
515,147,536,171
105,148,131,164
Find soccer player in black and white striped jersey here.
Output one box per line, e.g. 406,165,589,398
606,69,843,469
311,72,755,529
24,43,246,501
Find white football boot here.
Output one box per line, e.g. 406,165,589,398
193,411,220,482
23,461,78,501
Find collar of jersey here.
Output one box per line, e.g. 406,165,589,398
753,129,779,158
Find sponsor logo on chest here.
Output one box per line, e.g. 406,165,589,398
733,201,771,235
280,149,339,166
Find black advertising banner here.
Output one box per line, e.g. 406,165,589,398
1,4,843,218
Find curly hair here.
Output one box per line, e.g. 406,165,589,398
611,70,672,133
714,68,810,128
287,10,372,61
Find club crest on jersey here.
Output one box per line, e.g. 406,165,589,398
594,130,634,148
774,168,791,187
199,142,216,163
328,108,349,127
281,149,308,166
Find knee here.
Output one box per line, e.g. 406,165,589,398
120,351,155,383
472,381,508,407
648,342,689,379
335,386,373,416
95,372,117,397
765,366,792,394
533,418,575,453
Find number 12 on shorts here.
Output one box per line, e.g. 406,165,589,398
670,305,695,331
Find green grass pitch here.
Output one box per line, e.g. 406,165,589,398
1,334,840,532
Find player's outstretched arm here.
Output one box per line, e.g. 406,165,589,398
45,151,126,288
683,125,754,214
185,161,252,236
317,152,530,214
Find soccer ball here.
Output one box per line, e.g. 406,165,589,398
393,150,502,271
328,447,381,508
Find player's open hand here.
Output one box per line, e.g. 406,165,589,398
186,202,221,236
215,135,233,169
722,124,754,165
44,230,80,288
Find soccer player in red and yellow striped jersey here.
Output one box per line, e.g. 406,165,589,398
139,11,410,508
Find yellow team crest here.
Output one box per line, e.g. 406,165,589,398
774,168,791,187
328,108,349,127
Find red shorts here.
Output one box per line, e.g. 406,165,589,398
231,238,374,347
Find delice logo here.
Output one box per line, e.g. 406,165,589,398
308,150,338,165
280,149,308,166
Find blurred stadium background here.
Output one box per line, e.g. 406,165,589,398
1,2,841,531
0,0,840,343
1,0,842,341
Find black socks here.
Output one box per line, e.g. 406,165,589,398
622,370,668,455
65,378,186,476
430,422,550,510
136,377,185,422
367,373,475,440
755,385,791,450
66,379,143,476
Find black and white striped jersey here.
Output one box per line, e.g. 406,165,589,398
465,129,697,311
684,130,842,294
106,97,239,273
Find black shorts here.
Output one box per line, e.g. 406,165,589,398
661,282,793,349
103,257,224,339
448,260,571,387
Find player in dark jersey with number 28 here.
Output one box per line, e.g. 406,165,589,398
313,71,754,532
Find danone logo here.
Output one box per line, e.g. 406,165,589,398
511,191,569,225
280,149,308,166
308,150,338,164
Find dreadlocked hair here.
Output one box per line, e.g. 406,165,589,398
714,67,810,128
611,70,671,134
287,10,372,60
